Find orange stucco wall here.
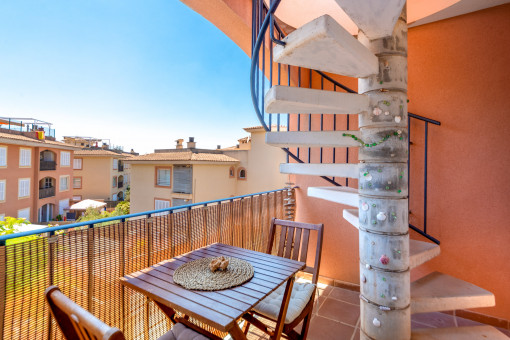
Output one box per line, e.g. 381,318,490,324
181,0,510,320
0,144,75,222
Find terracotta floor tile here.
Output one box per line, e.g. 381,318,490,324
307,315,356,340
455,315,485,327
318,298,360,326
411,312,456,328
328,287,361,305
496,328,510,337
318,285,333,298
411,320,435,329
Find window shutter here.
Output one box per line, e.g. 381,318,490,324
157,169,171,186
20,149,31,167
61,152,70,166
173,166,192,194
155,199,170,216
73,158,82,169
0,181,5,201
19,179,29,197
113,159,118,170
0,147,6,166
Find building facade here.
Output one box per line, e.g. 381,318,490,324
127,130,288,214
0,131,78,223
72,149,132,202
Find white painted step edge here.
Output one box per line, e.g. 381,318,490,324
266,131,361,148
307,186,359,207
265,85,370,114
280,163,359,179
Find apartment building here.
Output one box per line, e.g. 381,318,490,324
0,131,79,223
127,129,287,214
72,149,132,202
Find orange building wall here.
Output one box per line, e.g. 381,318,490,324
0,144,74,222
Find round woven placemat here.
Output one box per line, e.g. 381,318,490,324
173,257,254,291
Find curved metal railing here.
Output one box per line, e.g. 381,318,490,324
250,0,441,243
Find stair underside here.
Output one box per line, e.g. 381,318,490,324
266,131,361,148
273,14,378,78
334,0,406,40
265,85,369,114
342,209,440,269
280,163,359,179
411,326,509,339
411,272,495,314
308,186,358,207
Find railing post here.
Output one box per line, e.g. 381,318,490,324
217,202,222,244
203,204,208,246
87,224,94,313
187,207,192,252
424,122,428,234
168,211,174,258
230,199,234,246
250,196,255,250
0,240,6,340
145,214,154,338
47,231,57,339
119,218,126,332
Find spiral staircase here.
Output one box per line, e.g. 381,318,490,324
253,0,504,339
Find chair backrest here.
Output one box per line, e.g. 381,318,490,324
266,218,324,284
45,286,125,340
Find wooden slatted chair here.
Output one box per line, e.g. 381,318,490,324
242,218,324,340
45,285,221,340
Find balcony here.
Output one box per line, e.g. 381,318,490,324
39,186,55,199
0,189,291,340
117,181,123,188
40,160,56,171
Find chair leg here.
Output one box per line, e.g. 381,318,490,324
242,319,251,335
299,312,312,340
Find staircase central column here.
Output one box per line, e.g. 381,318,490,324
357,6,410,340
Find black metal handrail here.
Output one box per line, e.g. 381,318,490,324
250,0,441,244
39,186,55,199
40,160,56,171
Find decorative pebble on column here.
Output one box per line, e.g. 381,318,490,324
380,254,390,265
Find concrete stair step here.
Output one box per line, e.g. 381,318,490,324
274,15,378,78
265,85,369,114
280,163,359,179
334,0,406,40
307,186,358,207
411,325,509,339
411,272,495,314
266,131,361,148
342,208,441,268
409,240,441,269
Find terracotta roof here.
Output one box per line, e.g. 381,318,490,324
126,151,239,163
0,132,79,149
74,149,130,157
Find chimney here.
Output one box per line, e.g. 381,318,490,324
187,137,196,149
175,139,184,149
217,145,221,149
130,148,135,153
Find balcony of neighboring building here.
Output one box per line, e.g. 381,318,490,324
40,150,57,171
39,177,56,199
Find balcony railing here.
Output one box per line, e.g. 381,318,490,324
40,160,56,171
0,188,290,339
39,186,55,199
118,181,123,188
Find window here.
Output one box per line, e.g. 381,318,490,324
229,166,235,178
155,199,170,216
19,148,31,167
73,158,82,169
156,167,171,187
18,178,30,198
73,177,82,189
0,146,7,167
18,208,30,221
112,193,118,201
112,176,117,188
173,166,192,194
238,168,247,180
43,177,53,188
59,176,69,191
60,151,71,166
0,214,4,221
59,199,69,215
0,180,5,201
113,159,118,170
72,195,82,201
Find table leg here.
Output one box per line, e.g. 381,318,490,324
229,322,248,340
154,300,177,323
272,275,295,340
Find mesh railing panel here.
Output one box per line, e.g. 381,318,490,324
0,189,289,340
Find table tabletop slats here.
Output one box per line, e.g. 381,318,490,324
120,243,305,332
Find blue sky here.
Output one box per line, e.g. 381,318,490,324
0,0,258,153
